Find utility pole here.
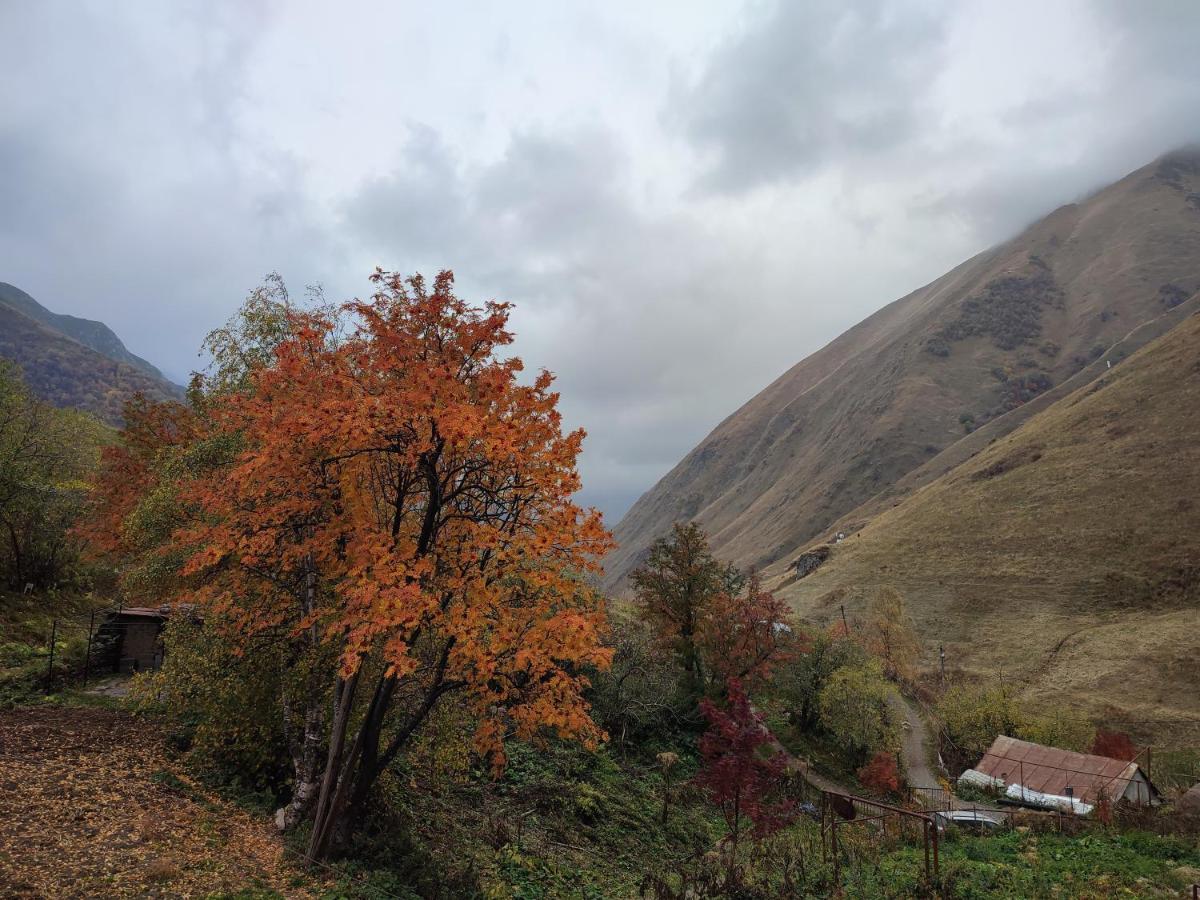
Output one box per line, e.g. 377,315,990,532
840,604,849,634
939,645,946,682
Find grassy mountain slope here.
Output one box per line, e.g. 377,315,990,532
0,281,167,380
606,150,1200,589
775,310,1200,740
0,301,181,425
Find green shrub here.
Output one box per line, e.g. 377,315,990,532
817,659,898,763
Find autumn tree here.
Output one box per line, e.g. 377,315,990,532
935,684,1025,771
697,573,800,692
694,679,796,881
631,522,738,695
171,270,611,859
778,625,867,730
864,586,920,682
78,392,197,571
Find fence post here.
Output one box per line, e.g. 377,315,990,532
931,815,939,879
82,609,96,687
831,816,840,888
44,618,57,693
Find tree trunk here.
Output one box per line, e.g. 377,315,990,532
276,561,326,831
306,643,461,861
275,691,325,831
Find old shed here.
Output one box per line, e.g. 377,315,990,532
97,606,168,673
960,735,1160,813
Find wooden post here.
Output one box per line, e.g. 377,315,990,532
44,618,57,693
831,816,839,888
931,815,939,878
840,604,849,634
82,609,96,687
923,820,931,882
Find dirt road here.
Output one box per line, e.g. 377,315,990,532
890,693,940,791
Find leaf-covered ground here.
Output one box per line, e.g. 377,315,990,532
0,705,325,898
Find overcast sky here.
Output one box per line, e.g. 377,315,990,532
2,1,1199,522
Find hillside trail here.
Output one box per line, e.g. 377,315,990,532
889,693,1008,818
890,693,939,792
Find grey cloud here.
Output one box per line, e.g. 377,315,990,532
668,0,947,192
343,125,777,519
908,1,1200,246
0,2,344,384
3,0,1200,526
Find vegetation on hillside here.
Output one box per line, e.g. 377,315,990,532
2,269,1197,897
0,302,179,424
0,281,167,379
781,311,1200,740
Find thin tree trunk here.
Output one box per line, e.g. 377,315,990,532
307,643,461,860
276,690,326,831
276,562,326,831
307,669,361,858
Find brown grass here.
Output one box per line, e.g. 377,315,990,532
777,313,1200,743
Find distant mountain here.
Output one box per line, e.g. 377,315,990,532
0,285,182,425
606,149,1200,591
777,307,1200,741
0,282,167,380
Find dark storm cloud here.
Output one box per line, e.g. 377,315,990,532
669,0,947,192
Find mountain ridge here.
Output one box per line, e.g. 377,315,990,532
774,306,1200,740
605,149,1200,590
0,281,170,382
0,284,182,425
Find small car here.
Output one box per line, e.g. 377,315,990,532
932,810,1005,833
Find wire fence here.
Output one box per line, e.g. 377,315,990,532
11,605,171,693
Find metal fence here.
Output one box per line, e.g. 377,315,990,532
21,606,166,693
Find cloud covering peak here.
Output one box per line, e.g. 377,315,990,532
2,0,1199,521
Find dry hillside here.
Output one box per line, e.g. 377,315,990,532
774,310,1200,741
607,149,1200,589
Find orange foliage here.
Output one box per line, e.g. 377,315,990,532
77,393,197,559
176,270,612,765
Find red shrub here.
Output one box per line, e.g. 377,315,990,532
1091,729,1137,762
858,751,901,795
694,680,796,844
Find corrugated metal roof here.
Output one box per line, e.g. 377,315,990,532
975,735,1152,804
111,607,168,619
